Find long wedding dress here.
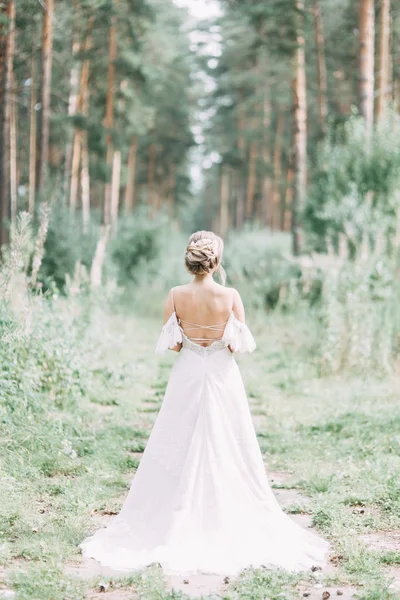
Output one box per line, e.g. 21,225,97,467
81,309,329,575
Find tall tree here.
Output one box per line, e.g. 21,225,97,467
124,136,137,213
359,0,375,135
0,0,15,246
38,0,54,191
313,0,328,134
375,0,391,119
104,0,118,225
29,43,38,214
292,0,307,254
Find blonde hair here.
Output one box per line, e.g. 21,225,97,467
185,230,226,284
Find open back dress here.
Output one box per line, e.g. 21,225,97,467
80,296,329,575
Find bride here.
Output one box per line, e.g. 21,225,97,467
81,230,329,575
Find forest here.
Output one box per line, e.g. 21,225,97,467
1,0,400,599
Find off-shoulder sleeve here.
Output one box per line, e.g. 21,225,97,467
155,312,183,355
223,314,256,353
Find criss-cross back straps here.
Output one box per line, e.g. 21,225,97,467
178,318,229,331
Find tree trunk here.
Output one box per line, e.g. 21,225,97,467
271,111,285,231
167,165,176,216
81,131,90,231
29,45,38,214
110,150,121,228
79,21,92,230
292,0,307,255
313,0,328,134
359,0,375,136
0,1,15,246
283,161,294,232
70,16,92,213
91,226,109,288
395,79,400,113
124,135,137,213
245,141,257,221
104,0,118,225
10,73,17,224
262,91,272,227
237,102,246,157
219,165,229,238
63,0,81,202
38,0,54,191
147,141,156,215
375,0,391,119
236,100,246,230
70,131,81,211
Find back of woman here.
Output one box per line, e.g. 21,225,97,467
172,284,234,346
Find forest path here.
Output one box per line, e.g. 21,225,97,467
61,311,400,600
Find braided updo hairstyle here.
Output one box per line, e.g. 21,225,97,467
185,231,226,284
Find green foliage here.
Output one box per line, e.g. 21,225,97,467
229,567,300,600
224,228,300,312
38,204,99,292
110,211,168,283
8,566,85,600
306,114,400,251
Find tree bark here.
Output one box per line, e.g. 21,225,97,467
147,141,156,215
271,111,285,231
29,45,38,214
292,0,307,255
63,0,81,202
236,99,246,230
283,161,294,232
313,0,328,134
219,165,229,238
375,0,391,119
245,141,257,221
124,135,137,213
359,0,375,136
167,165,176,216
0,1,15,246
70,131,81,211
110,150,121,228
262,91,272,227
104,0,118,225
81,131,90,231
395,79,400,113
70,16,93,213
38,0,54,191
10,73,17,224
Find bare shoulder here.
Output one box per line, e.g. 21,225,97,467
170,284,191,297
226,286,241,301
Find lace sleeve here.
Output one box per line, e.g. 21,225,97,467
224,314,256,353
155,312,183,355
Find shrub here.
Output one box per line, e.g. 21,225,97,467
38,203,99,292
305,112,400,252
110,210,169,284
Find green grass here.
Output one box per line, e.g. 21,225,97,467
1,305,400,599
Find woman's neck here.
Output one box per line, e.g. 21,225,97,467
193,273,214,285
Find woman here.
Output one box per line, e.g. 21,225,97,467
81,230,329,575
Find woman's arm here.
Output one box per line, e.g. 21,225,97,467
163,288,182,353
232,288,246,323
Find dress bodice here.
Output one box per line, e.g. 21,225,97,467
156,310,256,355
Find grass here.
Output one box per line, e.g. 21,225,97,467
1,304,400,599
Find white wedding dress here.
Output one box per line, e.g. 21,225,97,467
81,310,329,575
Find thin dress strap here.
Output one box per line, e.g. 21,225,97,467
171,288,175,312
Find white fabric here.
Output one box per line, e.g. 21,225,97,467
81,316,329,575
155,312,183,354
156,311,256,355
